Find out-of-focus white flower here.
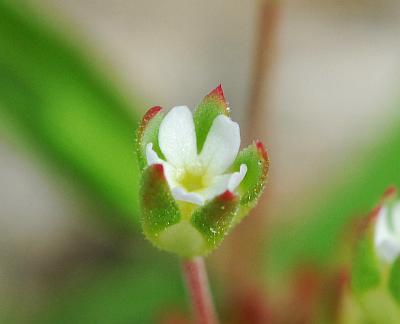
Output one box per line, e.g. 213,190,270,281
146,106,247,205
374,200,400,263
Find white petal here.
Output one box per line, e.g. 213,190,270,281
374,206,400,262
376,240,400,263
198,174,231,201
375,207,391,246
196,164,247,202
199,115,241,175
158,106,197,168
146,143,163,165
228,164,247,192
146,143,178,188
171,187,204,205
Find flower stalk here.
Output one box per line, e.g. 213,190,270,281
182,257,219,324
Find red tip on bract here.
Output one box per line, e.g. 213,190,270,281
205,84,229,114
143,106,162,122
360,186,397,231
152,163,165,178
356,186,398,235
367,186,398,223
353,201,383,237
383,185,397,200
367,205,382,224
138,106,163,139
256,140,269,161
219,190,235,201
212,84,225,100
367,186,399,222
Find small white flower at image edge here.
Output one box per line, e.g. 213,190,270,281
374,201,400,263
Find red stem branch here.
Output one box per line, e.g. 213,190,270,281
182,257,219,324
246,0,280,141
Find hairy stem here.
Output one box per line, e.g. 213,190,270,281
182,257,219,324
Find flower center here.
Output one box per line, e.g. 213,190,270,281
178,170,207,192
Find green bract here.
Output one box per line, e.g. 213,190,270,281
135,86,269,257
351,230,380,294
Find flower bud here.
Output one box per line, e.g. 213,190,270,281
135,85,269,257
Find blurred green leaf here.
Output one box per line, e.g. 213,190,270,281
0,1,141,225
268,115,400,271
35,258,186,324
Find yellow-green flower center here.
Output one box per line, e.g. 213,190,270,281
178,170,208,192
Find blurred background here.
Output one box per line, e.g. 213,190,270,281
1,0,400,322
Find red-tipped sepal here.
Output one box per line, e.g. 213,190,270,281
135,106,165,171
231,140,269,203
228,140,269,225
191,190,240,253
194,84,230,152
139,164,181,243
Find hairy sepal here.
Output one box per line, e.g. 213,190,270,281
135,106,165,171
194,85,230,152
139,164,181,242
191,190,239,254
229,140,269,224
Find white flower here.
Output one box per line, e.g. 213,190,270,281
145,106,247,205
374,201,400,263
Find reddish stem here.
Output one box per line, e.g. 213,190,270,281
182,257,219,324
246,0,280,140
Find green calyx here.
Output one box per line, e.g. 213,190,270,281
139,163,240,257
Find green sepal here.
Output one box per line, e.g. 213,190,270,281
135,106,165,171
389,256,400,304
191,191,239,252
231,140,269,206
139,164,180,240
350,231,380,295
194,85,230,152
